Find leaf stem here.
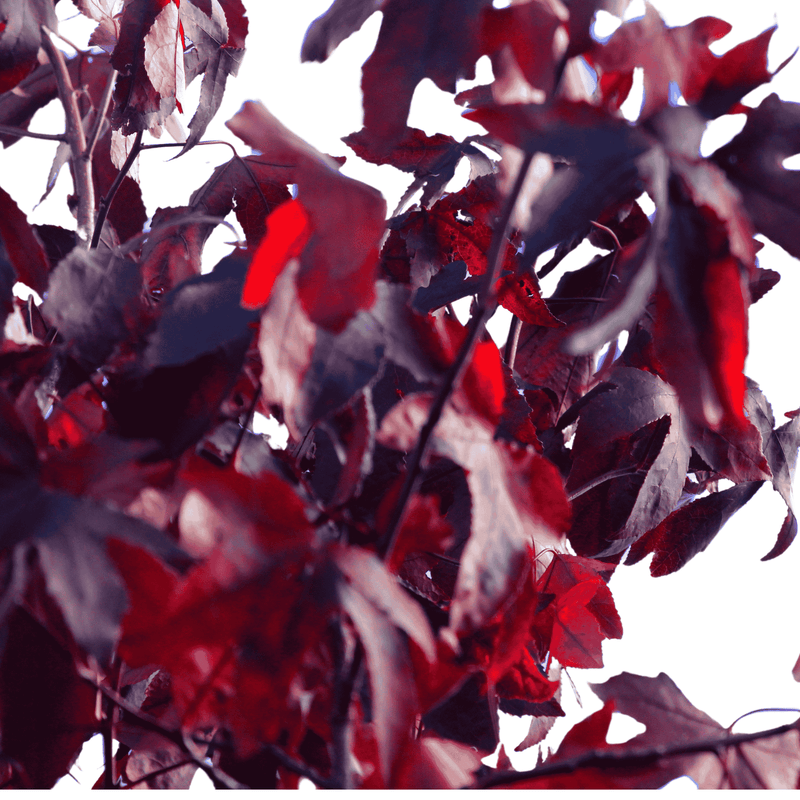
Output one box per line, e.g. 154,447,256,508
378,150,535,562
40,27,95,246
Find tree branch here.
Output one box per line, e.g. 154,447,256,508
378,151,535,562
91,128,143,249
84,68,118,162
40,27,94,246
472,719,800,788
0,123,67,142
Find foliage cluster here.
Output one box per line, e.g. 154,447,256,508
0,0,799,789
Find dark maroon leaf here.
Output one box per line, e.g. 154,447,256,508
0,186,50,296
258,265,437,441
111,0,176,134
0,62,58,147
712,94,800,260
360,0,488,152
423,673,498,753
465,102,650,268
626,480,763,575
379,390,569,637
567,367,692,557
91,127,148,244
0,471,190,662
301,0,381,63
227,101,387,332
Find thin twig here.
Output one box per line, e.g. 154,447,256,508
91,128,143,249
0,123,67,142
473,719,800,788
40,27,94,245
378,151,535,563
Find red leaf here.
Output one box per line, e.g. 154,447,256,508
241,199,311,309
227,101,386,332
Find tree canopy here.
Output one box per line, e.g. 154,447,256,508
0,0,798,789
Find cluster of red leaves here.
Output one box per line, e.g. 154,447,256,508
0,0,799,790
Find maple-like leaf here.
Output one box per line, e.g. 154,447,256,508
227,101,387,332
180,1,245,152
75,0,120,49
712,94,800,260
532,554,622,668
359,0,488,151
111,0,177,133
593,672,800,789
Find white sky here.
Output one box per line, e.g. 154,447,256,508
2,0,798,790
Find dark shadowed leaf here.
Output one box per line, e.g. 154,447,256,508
0,608,97,788
43,248,142,372
144,253,259,369
567,367,691,556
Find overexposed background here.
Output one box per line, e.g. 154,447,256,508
1,0,797,789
